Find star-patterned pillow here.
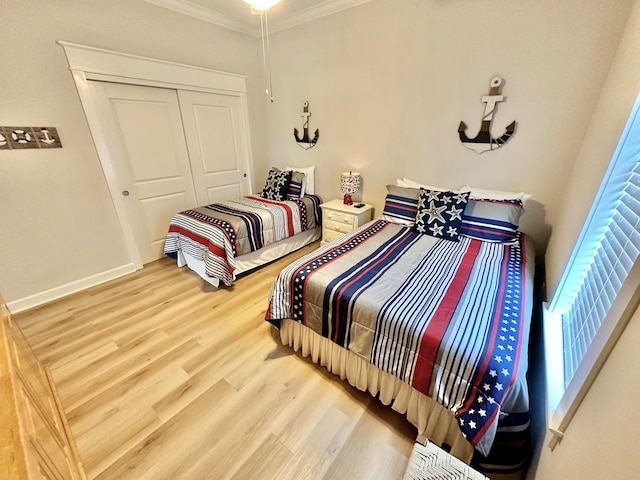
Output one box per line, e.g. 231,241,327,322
261,168,292,201
413,189,470,241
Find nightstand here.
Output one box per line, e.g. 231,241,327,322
320,199,374,245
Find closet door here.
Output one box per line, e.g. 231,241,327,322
178,90,252,204
88,81,198,264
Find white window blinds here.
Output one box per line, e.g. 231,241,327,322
560,159,640,386
545,96,640,446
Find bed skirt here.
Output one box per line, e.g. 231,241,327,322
175,227,321,288
279,318,475,464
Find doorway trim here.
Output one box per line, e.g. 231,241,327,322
58,41,255,268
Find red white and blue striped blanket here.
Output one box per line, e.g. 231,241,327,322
267,219,534,456
164,195,322,286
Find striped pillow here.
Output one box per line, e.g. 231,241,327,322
286,171,306,199
460,199,524,244
382,185,420,226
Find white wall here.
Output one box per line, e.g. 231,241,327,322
530,2,640,478
545,0,640,299
0,0,266,308
530,302,640,479
260,0,632,255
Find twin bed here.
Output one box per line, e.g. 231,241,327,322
164,167,321,287
164,194,322,287
163,173,535,476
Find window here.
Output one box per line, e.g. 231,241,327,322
544,95,640,447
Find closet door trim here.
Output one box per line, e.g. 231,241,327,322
59,41,248,93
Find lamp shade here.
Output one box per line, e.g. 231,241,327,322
340,171,361,195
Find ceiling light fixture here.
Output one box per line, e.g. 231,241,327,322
243,0,281,11
243,0,280,102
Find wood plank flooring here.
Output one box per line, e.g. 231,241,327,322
14,243,416,480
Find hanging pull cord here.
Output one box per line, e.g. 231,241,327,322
260,11,274,102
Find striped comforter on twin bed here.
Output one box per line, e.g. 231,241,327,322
266,219,534,459
164,195,322,286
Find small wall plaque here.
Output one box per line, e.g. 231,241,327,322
0,127,62,150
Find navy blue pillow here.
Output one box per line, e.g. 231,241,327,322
261,169,292,201
413,189,470,242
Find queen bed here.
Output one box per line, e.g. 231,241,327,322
266,182,535,475
164,167,321,287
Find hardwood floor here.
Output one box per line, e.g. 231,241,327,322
15,244,416,480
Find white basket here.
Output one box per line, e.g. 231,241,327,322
404,440,489,480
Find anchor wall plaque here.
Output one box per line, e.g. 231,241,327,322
0,126,62,150
294,101,319,150
458,76,516,154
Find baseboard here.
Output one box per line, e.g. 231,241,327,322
6,264,136,314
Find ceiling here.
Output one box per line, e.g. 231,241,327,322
143,0,371,36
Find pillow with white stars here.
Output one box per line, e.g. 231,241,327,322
413,189,470,242
261,168,292,201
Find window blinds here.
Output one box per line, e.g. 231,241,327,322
560,153,640,386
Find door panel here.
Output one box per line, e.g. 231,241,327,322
195,105,237,172
112,100,184,181
139,192,189,260
178,90,252,205
205,184,243,204
89,81,198,264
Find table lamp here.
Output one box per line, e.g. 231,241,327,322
340,171,361,205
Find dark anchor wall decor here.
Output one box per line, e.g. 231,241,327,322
294,101,319,150
458,76,516,154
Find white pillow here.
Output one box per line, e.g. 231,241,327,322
397,177,460,192
286,165,315,195
461,185,531,204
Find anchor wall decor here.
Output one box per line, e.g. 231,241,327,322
0,126,62,150
294,101,319,150
458,76,516,154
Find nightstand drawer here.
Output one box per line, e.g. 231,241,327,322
323,210,354,225
325,218,355,234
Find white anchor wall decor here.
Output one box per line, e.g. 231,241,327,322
294,101,319,150
458,76,516,154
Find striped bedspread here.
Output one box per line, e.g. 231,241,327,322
267,219,534,456
164,195,322,286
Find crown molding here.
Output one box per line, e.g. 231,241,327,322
270,0,371,33
144,0,371,36
144,0,257,36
